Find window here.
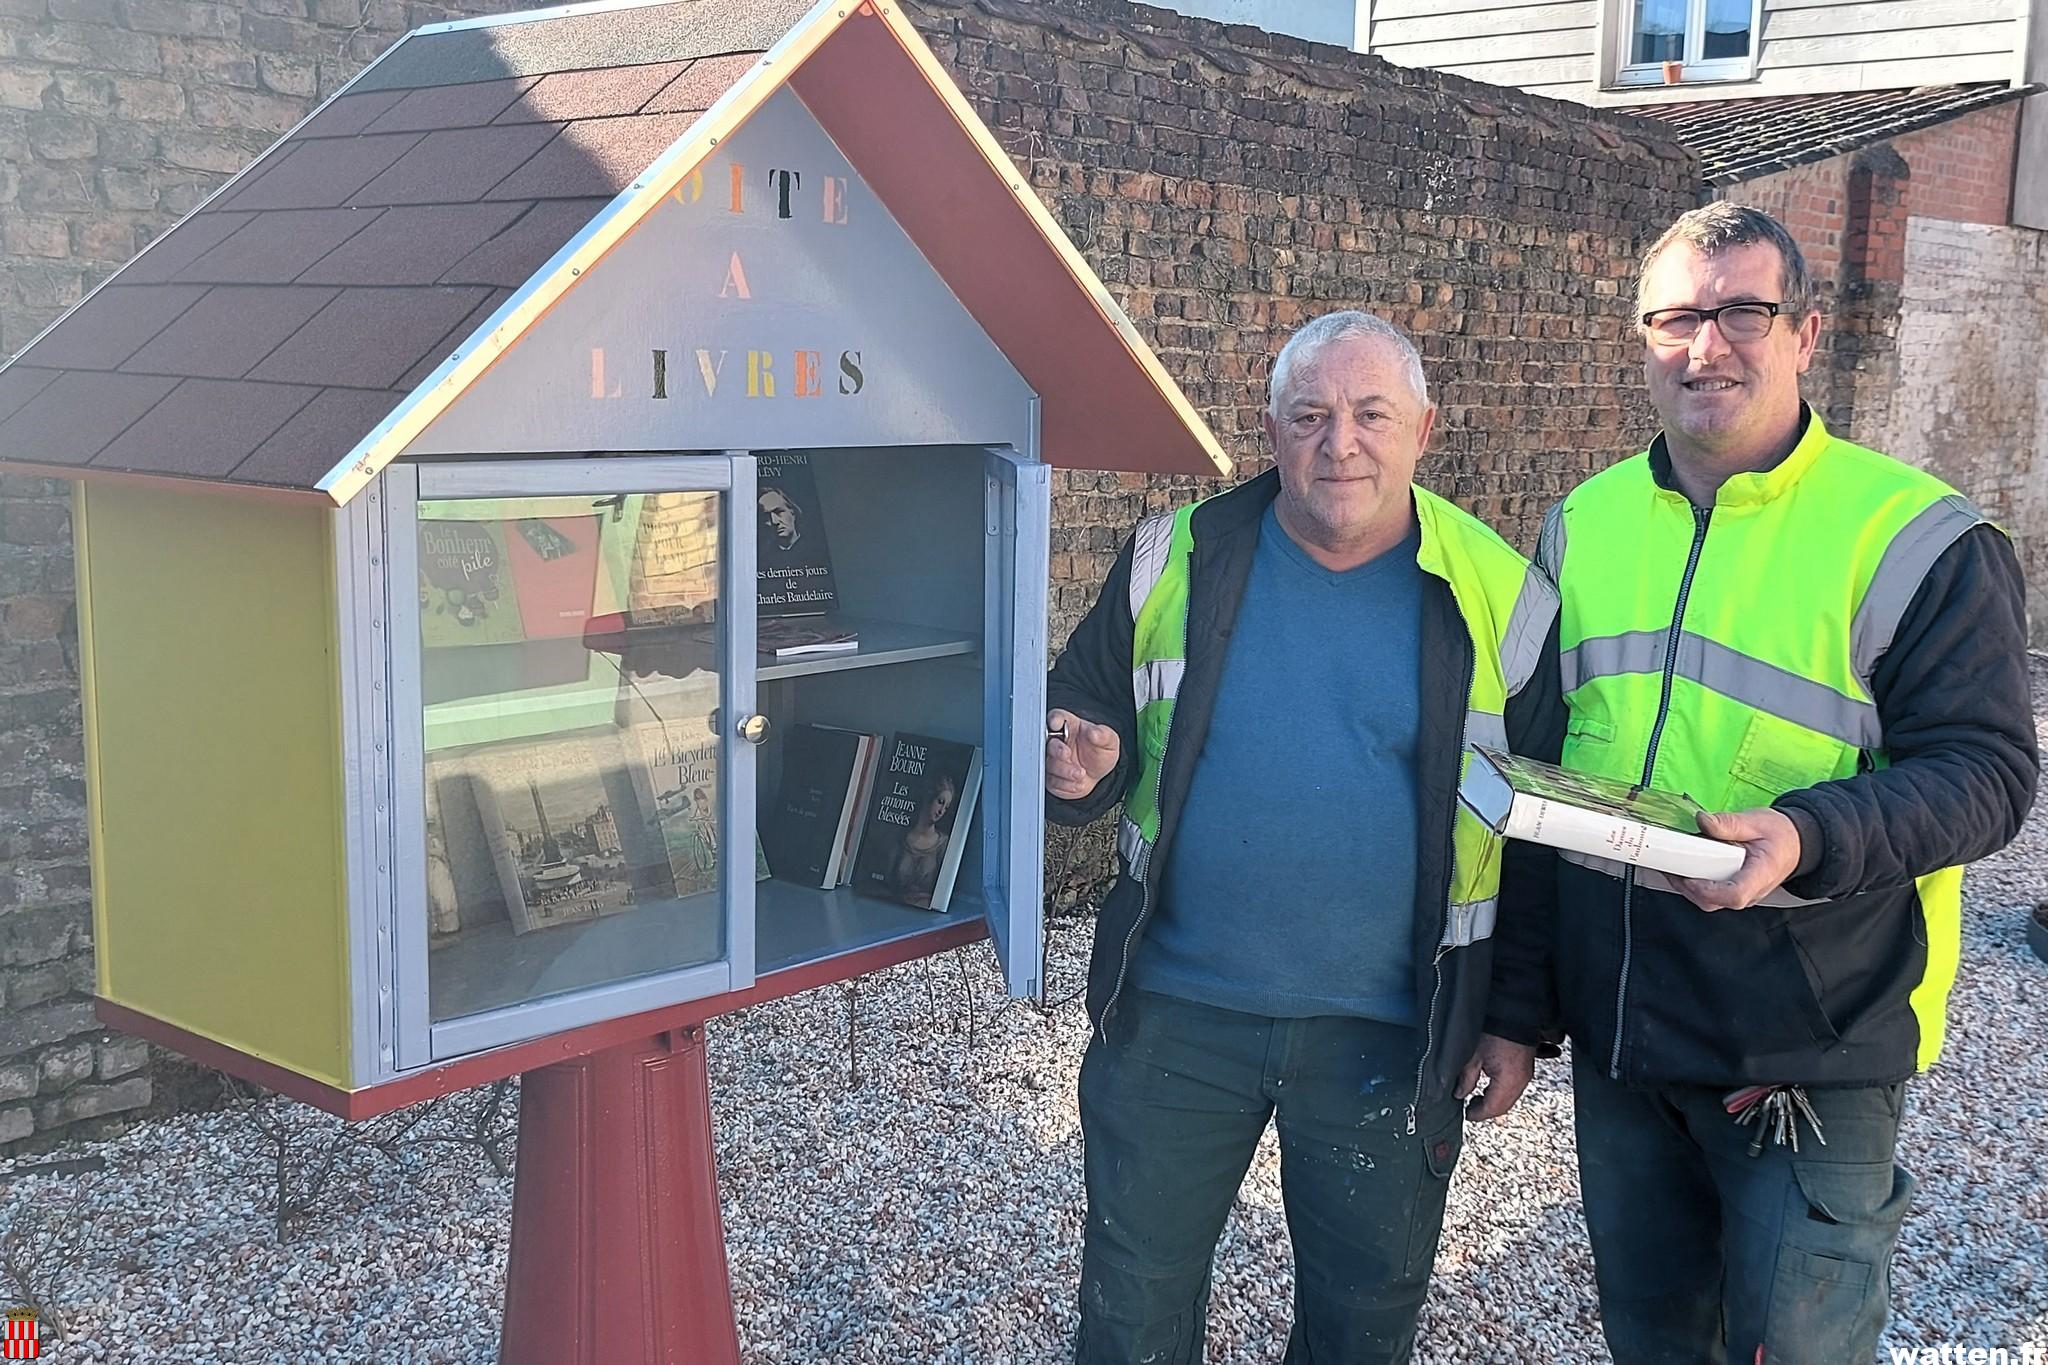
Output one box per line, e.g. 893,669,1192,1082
1615,0,1759,85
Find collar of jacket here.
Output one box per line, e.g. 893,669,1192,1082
1197,466,1469,584
1645,402,1831,511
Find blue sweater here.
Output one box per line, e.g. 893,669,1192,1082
1130,502,1424,1024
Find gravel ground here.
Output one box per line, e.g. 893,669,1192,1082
5,662,2044,1363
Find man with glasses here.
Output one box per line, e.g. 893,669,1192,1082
1535,203,2035,1364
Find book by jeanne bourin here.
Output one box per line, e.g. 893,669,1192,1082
1459,745,1743,881
850,733,983,912
755,452,838,618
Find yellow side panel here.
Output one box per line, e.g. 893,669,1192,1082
79,481,351,1089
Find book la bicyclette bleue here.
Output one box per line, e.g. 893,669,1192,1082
1458,746,1744,881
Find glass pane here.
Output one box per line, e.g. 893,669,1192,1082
1631,0,1687,64
418,491,743,1023
1702,0,1752,59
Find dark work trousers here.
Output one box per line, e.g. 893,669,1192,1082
1572,1050,1915,1365
1075,989,1463,1365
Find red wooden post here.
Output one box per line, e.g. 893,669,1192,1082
499,1025,741,1365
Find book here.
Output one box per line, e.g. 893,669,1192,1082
618,673,771,898
755,452,839,618
459,734,647,935
756,617,859,658
848,733,983,912
1458,745,1744,881
769,723,874,889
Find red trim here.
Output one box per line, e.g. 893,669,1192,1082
100,918,990,1120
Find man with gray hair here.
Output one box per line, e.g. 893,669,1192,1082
1537,203,2034,1363
1042,310,1565,1361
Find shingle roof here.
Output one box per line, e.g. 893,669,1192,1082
0,5,765,491
1618,82,2035,186
1,0,1233,498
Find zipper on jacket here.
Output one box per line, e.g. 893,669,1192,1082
1409,634,1475,1134
1610,502,1712,1081
1099,603,1189,1038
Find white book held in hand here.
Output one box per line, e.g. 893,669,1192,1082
1459,746,1745,882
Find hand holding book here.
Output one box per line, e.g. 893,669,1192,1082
1665,807,1804,912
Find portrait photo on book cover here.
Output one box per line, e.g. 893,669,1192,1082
755,451,839,617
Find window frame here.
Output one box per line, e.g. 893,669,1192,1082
1611,0,1763,87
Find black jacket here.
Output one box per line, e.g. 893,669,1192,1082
1045,471,1565,1118
1546,486,2037,1089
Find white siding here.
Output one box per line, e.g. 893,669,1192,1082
1350,0,2026,106
1364,0,1601,93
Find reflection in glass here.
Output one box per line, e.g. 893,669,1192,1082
1702,0,1751,59
417,492,737,1022
1631,0,1687,64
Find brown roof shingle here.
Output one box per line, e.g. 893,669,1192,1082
1619,82,2037,184
0,0,763,493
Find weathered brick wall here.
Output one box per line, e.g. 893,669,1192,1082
1855,217,2048,645
0,0,1698,1139
1889,103,2020,228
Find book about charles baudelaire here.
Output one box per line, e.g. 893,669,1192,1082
755,452,839,618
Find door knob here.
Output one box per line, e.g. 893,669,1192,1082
736,713,770,745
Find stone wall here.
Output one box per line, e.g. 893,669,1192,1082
0,0,1698,1142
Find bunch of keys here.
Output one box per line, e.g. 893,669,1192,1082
1723,1083,1828,1156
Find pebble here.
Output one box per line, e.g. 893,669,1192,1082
3,661,2044,1362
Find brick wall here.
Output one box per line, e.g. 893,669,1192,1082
0,0,1698,1140
1889,103,2020,228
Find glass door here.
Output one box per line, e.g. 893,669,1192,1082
387,455,758,1066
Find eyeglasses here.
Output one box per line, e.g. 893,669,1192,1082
1640,301,1788,345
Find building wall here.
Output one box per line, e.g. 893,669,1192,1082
0,0,1698,1141
1149,0,1356,48
1855,217,2048,626
1348,0,2029,107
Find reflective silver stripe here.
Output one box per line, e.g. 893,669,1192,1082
1132,658,1186,711
1441,897,1497,947
1465,709,1507,754
1676,633,1879,748
1557,847,1821,907
1560,628,1664,692
1850,493,1985,685
1563,630,1878,748
1535,501,1566,580
1128,512,1177,620
1500,567,1559,698
1117,815,1152,878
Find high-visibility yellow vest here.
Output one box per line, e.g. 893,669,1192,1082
1118,486,1556,949
1546,411,1988,1067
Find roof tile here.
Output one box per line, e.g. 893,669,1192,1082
1619,82,2034,183
436,198,610,287
642,52,757,115
486,112,699,200
0,367,60,425
93,379,321,480
120,286,341,379
117,212,257,284
228,386,404,488
246,285,490,389
395,286,515,391
493,61,689,123
349,123,562,206
172,208,385,285
17,284,208,371
361,75,539,134
0,371,179,466
219,134,424,211
296,203,528,286
297,89,409,139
